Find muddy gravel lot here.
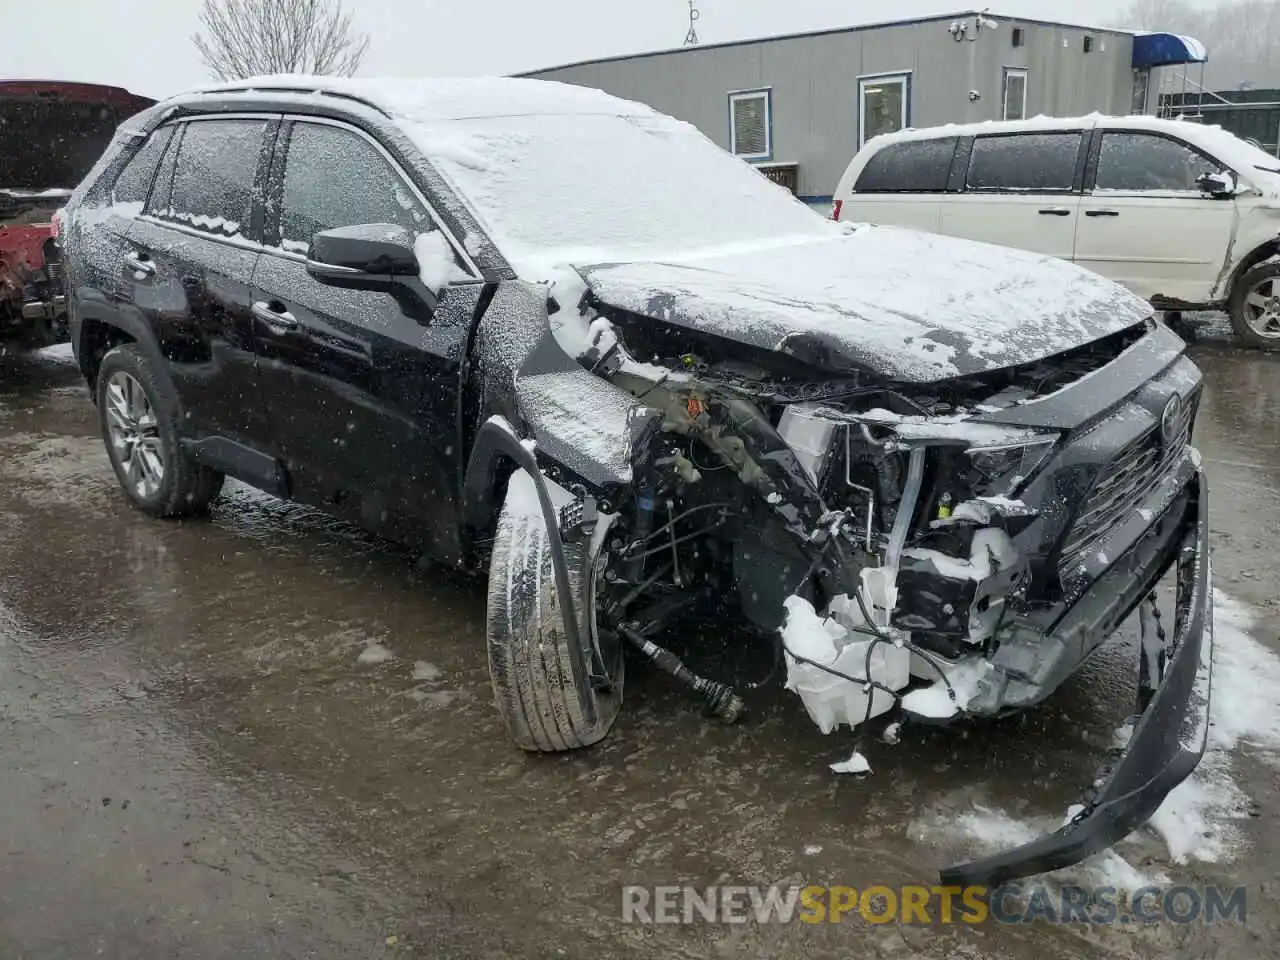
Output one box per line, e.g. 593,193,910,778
1,333,1279,959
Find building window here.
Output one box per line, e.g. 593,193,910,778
1003,68,1028,121
1083,36,1094,53
858,73,910,149
1011,27,1025,47
729,90,771,159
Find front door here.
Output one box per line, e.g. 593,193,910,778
250,118,478,560
1074,130,1237,304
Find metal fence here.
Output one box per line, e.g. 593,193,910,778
1159,90,1280,156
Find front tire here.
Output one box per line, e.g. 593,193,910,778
1228,262,1280,350
96,343,225,517
486,471,622,752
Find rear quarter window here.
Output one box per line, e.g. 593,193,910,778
854,138,958,192
110,126,174,207
966,132,1082,192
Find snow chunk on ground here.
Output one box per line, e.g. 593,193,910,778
412,661,442,682
1149,752,1251,864
357,642,394,666
830,750,871,775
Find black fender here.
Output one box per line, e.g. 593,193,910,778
70,289,175,400
462,279,639,529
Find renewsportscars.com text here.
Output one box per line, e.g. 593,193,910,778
621,884,1247,926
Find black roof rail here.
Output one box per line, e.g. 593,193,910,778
192,83,390,117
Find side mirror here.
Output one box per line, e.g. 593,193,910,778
305,223,436,316
1196,170,1236,198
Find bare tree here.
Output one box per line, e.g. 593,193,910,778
193,0,370,82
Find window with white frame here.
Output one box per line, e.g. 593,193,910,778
1003,68,1028,121
729,90,771,159
858,74,909,149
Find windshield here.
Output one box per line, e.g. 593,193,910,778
412,112,836,275
0,96,124,191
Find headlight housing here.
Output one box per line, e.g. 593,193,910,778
964,434,1059,497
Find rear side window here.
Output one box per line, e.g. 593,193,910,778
111,126,174,207
278,122,429,254
1095,132,1221,192
161,118,266,238
854,138,957,192
966,132,1082,192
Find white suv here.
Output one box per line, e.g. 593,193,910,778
833,115,1280,349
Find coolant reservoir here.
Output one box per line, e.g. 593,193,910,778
777,404,838,484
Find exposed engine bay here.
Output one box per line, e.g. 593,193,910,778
555,305,1165,735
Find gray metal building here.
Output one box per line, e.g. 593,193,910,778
522,12,1207,205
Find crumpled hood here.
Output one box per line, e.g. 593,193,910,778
577,225,1152,383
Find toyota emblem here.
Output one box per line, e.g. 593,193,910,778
1160,394,1184,447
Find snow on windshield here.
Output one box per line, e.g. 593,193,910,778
403,111,836,277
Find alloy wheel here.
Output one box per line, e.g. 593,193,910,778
1242,277,1280,339
104,371,165,499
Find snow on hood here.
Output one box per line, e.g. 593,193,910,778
578,226,1152,383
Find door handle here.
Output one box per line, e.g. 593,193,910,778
1086,209,1120,217
124,253,155,276
251,300,299,329
1038,207,1072,216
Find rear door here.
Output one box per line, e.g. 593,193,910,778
123,115,281,483
842,137,957,232
250,117,479,558
1074,129,1237,304
937,129,1088,260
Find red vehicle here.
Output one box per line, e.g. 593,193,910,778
1,80,154,344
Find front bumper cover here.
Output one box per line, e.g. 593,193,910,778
939,470,1212,887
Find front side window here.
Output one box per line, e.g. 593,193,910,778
1095,132,1220,192
967,132,1082,192
162,118,266,238
729,90,771,159
1003,69,1028,122
855,138,958,192
280,122,429,254
111,126,174,207
859,74,909,148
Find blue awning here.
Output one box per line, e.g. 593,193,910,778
1132,32,1208,69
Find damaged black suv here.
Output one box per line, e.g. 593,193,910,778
60,76,1211,886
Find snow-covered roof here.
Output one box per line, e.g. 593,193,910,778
195,75,658,122
863,113,1280,179
190,73,833,280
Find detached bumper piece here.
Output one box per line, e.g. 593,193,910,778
939,472,1212,887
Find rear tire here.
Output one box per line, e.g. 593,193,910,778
486,472,622,752
96,343,225,518
1228,262,1280,351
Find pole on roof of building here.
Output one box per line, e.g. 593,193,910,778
685,0,700,46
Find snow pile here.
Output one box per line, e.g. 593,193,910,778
1143,588,1280,864
913,805,1168,892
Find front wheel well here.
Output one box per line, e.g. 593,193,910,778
78,318,134,393
1226,240,1280,300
